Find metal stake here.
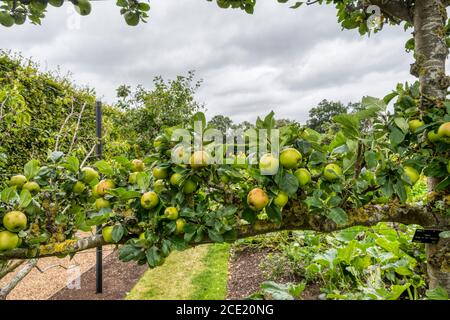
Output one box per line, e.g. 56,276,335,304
95,100,103,294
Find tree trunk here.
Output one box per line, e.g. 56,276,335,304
413,0,450,291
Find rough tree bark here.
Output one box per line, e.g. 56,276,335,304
413,0,450,291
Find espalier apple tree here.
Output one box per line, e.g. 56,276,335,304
0,0,450,294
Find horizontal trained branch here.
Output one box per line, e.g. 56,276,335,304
0,202,444,261
0,259,37,300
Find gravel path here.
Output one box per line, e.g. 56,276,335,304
50,251,148,300
0,233,115,300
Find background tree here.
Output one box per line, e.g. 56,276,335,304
0,52,97,175
306,100,362,133
113,71,204,157
209,115,234,133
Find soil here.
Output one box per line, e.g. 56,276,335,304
49,250,147,300
227,247,272,300
226,247,320,300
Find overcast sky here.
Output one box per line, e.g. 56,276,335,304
0,0,417,124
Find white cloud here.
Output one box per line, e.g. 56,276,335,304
0,0,416,124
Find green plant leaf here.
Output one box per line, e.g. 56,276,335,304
119,244,144,262
394,117,409,134
208,229,224,243
24,159,41,179
260,281,294,300
18,189,32,208
108,187,140,200
279,173,299,196
1,187,18,203
136,172,150,190
426,287,449,300
439,231,450,239
146,246,161,268
192,112,206,129
389,126,405,146
95,160,114,176
112,224,125,243
266,204,282,223
328,207,348,226
393,180,407,203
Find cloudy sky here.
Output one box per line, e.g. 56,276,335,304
0,0,416,124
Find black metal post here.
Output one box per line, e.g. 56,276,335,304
95,101,103,294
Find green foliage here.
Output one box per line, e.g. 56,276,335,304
249,281,306,300
209,115,234,133
0,53,205,176
112,71,204,158
0,0,413,32
251,224,430,300
306,100,362,134
0,52,96,176
0,53,449,295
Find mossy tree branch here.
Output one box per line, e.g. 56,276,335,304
0,201,446,261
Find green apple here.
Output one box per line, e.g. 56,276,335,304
233,152,247,168
95,198,110,211
0,12,14,27
444,194,450,205
3,211,27,232
294,168,312,186
171,145,190,164
447,161,450,175
9,175,27,188
408,119,425,133
131,159,145,172
139,232,146,240
49,0,64,7
437,122,450,137
75,0,92,16
247,188,269,211
175,218,186,234
81,167,99,183
0,231,19,251
91,184,101,198
154,179,166,194
124,11,139,26
170,173,183,187
102,226,114,243
164,207,179,220
153,135,167,151
274,191,289,208
220,174,230,183
141,191,159,209
152,166,168,180
259,153,279,175
183,179,197,194
323,164,343,181
190,151,210,169
72,181,86,194
428,130,441,143
23,181,40,194
128,172,138,184
96,179,115,196
403,166,420,185
279,148,302,169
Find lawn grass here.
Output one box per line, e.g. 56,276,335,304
190,243,230,300
125,243,230,300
